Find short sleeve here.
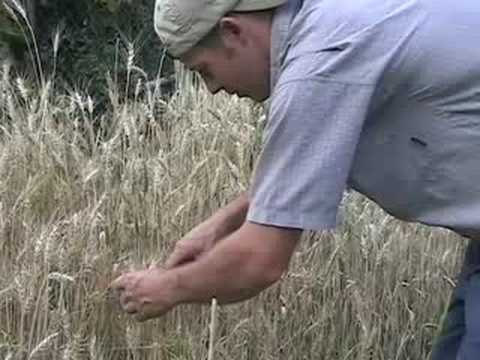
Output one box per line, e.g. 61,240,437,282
247,77,375,231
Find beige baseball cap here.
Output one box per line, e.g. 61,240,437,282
154,0,287,58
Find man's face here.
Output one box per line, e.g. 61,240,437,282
179,16,272,102
181,44,271,102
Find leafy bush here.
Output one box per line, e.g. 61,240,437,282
1,0,173,108
0,2,27,62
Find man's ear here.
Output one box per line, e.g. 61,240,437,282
218,16,247,47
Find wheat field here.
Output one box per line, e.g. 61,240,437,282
0,60,467,359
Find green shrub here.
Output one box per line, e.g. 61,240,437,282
0,2,27,63
1,0,173,109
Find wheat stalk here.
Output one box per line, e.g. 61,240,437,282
207,297,218,360
28,332,59,360
4,0,44,85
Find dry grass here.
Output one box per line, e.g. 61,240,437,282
0,60,466,360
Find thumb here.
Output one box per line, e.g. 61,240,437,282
164,243,198,269
148,261,159,270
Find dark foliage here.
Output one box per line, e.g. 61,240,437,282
2,0,174,108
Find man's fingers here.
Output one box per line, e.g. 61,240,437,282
148,261,157,270
119,291,139,314
164,252,182,269
123,302,138,314
165,242,199,269
109,275,125,290
134,311,150,322
119,291,132,306
134,306,161,323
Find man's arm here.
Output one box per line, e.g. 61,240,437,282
173,221,301,304
111,221,301,321
206,191,250,243
164,191,250,268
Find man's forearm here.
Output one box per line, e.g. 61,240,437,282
168,222,299,305
214,191,250,239
173,231,275,305
163,192,250,270
110,221,301,321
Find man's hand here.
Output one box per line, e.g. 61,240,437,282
109,266,179,322
172,222,302,305
164,221,218,268
110,221,301,322
165,193,249,268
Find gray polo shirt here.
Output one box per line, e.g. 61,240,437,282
247,0,480,238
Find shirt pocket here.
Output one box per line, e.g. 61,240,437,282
348,97,441,222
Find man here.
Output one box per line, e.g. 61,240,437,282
110,0,480,358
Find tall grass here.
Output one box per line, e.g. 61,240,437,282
0,8,467,357
0,61,466,359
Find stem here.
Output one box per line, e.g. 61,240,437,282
207,298,218,360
